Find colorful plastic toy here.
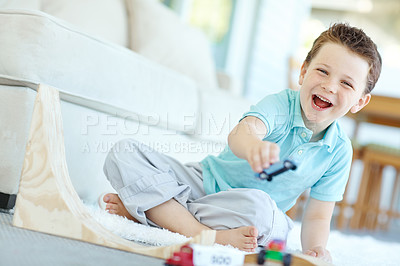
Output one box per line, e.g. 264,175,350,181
257,239,292,265
165,244,244,266
165,245,194,266
255,159,297,181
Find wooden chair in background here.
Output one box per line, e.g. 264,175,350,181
335,143,364,229
336,95,400,231
349,144,400,230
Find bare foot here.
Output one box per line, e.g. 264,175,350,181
215,226,258,252
103,193,138,223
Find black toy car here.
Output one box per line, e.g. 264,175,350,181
255,160,297,181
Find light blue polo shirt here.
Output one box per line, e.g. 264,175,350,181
201,89,353,212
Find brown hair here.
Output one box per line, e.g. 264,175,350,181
304,23,382,94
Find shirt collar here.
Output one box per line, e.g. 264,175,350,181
320,120,339,153
293,90,306,128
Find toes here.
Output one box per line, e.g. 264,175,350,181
105,203,117,212
240,226,258,237
245,236,257,245
108,209,117,214
248,226,258,237
105,205,115,214
103,193,119,204
103,193,112,203
244,237,258,251
242,242,257,252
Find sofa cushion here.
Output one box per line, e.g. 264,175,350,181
195,88,251,143
125,0,219,90
40,0,129,47
0,0,39,9
0,9,199,133
0,74,222,204
0,84,35,195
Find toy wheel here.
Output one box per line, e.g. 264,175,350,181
259,172,267,179
257,250,266,265
284,160,296,170
283,253,292,266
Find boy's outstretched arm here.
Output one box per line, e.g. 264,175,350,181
301,198,335,262
228,116,280,172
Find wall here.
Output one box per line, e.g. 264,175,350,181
244,0,311,101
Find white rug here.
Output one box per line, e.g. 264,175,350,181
86,205,190,246
86,205,400,265
287,221,400,266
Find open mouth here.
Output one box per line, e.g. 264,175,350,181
312,94,333,110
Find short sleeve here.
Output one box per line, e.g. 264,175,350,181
310,141,353,202
240,90,290,137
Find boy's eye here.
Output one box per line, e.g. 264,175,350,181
342,81,353,88
317,68,328,75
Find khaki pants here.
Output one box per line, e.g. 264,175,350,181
103,139,293,245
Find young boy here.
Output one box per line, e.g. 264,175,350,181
102,23,381,262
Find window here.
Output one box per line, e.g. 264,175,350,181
161,0,235,69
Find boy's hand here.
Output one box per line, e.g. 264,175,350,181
305,246,332,263
246,140,280,173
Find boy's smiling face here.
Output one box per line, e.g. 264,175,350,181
299,42,371,133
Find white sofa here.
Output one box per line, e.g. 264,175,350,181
0,1,251,207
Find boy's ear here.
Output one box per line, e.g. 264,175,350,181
350,93,371,113
298,62,308,86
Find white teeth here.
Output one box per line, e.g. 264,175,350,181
316,95,331,104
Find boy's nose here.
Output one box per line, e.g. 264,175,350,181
321,79,338,94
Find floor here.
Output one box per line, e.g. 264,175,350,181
2,206,400,266
0,210,164,266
